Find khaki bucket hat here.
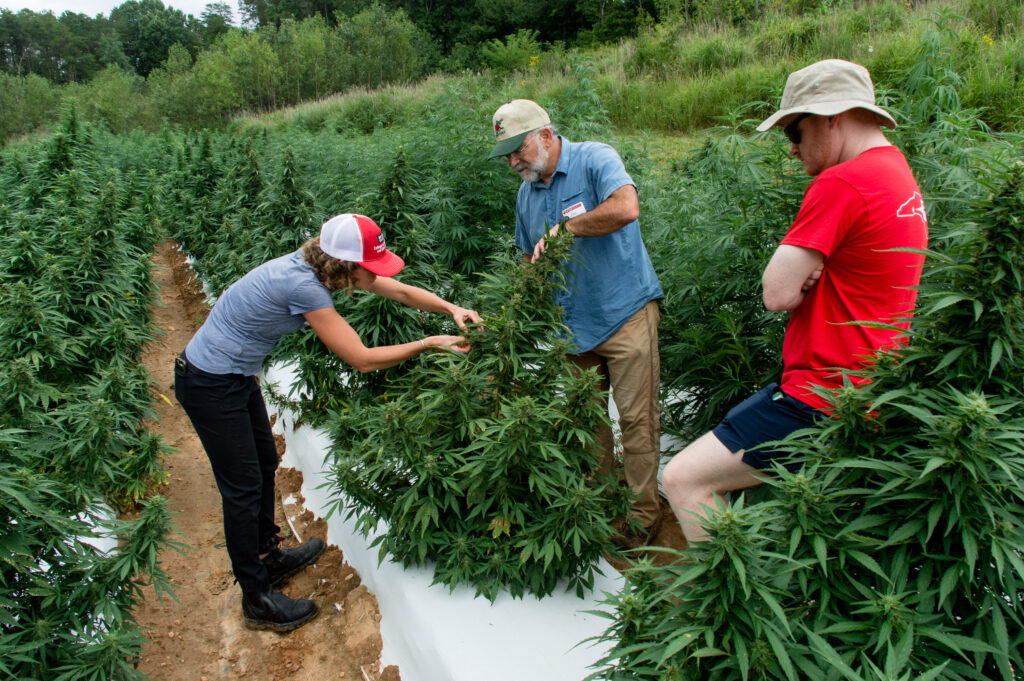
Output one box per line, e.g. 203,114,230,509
488,99,551,159
757,59,897,131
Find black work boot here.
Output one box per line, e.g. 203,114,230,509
262,537,326,587
241,588,318,632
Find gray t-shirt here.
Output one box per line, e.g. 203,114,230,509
185,250,334,375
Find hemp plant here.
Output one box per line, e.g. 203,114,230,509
324,229,632,599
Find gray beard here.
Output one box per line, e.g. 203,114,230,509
517,143,548,183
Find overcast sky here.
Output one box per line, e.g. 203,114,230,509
0,0,239,20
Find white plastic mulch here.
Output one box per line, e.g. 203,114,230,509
263,363,625,681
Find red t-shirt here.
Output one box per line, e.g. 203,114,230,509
780,145,928,410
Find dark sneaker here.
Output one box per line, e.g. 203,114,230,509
242,588,318,632
263,537,326,587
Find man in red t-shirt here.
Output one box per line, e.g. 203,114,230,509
662,59,928,545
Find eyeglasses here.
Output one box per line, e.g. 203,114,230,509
506,134,533,160
783,113,811,145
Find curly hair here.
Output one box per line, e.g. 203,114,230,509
302,236,360,293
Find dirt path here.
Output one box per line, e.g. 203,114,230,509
132,242,398,681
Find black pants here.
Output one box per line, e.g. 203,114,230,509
174,354,280,594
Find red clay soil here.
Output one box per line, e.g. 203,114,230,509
130,242,399,681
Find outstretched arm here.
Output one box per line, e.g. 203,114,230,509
359,276,482,330
303,307,468,373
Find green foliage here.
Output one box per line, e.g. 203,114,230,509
605,0,1024,135
0,110,175,680
595,163,1024,681
330,92,412,135
70,65,156,135
324,230,632,599
0,72,60,141
62,1,1024,644
645,122,799,440
692,0,773,27
961,37,1024,132
0,7,131,83
108,0,199,77
335,3,430,89
960,0,1024,37
0,459,175,681
5,0,1024,144
480,29,544,76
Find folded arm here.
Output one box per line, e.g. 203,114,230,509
762,244,825,311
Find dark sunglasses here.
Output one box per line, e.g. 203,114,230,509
783,113,811,145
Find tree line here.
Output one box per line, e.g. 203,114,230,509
0,5,430,140
0,0,656,87
0,0,233,83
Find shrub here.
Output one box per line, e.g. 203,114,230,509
644,124,802,440
73,64,157,134
605,60,784,138
591,154,1024,681
0,460,174,681
961,38,1024,132
334,3,430,90
754,14,821,59
961,0,1024,38
693,0,774,28
480,29,544,77
332,92,410,135
625,22,682,79
0,112,175,680
679,35,750,74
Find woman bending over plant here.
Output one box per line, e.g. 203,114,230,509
174,213,479,632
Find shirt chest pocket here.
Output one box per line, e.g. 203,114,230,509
559,191,590,220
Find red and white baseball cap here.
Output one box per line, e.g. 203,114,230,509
319,213,404,277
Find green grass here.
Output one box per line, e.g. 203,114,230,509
221,0,1023,142
229,75,451,135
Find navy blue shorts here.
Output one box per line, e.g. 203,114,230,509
712,383,821,471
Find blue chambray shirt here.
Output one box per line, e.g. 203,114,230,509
514,137,663,353
185,250,334,375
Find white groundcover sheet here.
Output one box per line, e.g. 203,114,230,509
263,363,625,681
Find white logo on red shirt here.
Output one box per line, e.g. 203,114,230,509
897,192,927,223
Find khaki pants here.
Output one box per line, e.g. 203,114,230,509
569,300,661,528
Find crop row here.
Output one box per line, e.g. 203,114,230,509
0,109,174,681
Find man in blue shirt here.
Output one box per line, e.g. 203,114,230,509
488,99,665,548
